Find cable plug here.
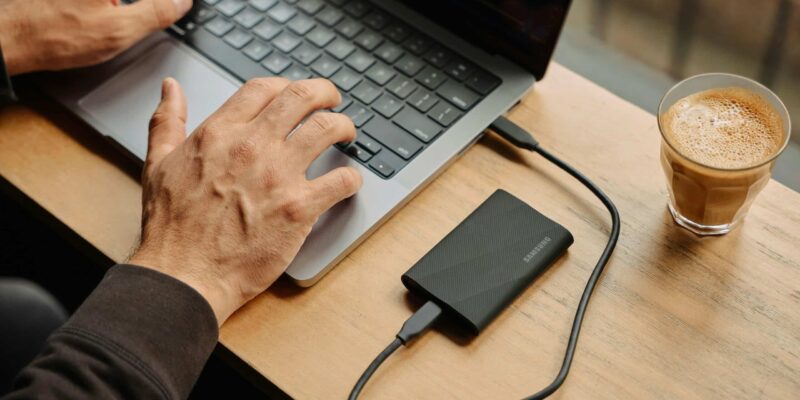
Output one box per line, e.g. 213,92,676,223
396,301,442,345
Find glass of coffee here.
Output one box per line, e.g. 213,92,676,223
658,73,791,235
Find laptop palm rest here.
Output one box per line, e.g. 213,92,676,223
78,40,239,160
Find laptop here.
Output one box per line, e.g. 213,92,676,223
41,0,571,286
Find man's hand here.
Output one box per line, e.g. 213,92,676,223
0,0,192,76
129,77,362,325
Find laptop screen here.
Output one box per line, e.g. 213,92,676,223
397,0,571,80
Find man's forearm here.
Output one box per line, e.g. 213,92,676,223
4,265,219,400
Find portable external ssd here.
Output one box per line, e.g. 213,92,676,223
401,189,574,335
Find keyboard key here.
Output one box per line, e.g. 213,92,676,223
365,63,396,85
262,52,292,73
394,108,442,143
253,20,282,40
363,10,390,30
342,103,373,127
384,23,411,42
394,54,424,76
287,13,316,35
346,144,372,162
362,117,423,160
282,65,311,80
216,0,246,17
386,76,417,99
372,94,404,118
249,0,277,11
354,30,384,51
375,42,404,64
290,42,321,65
369,156,395,177
306,26,335,47
205,17,234,36
444,59,475,81
325,38,356,60
328,0,348,6
317,7,344,26
272,31,302,52
310,54,340,77
186,28,268,81
428,102,462,127
356,136,382,154
332,94,352,113
343,0,371,18
351,80,381,104
268,2,297,23
415,66,447,90
466,71,500,95
423,47,452,68
330,67,362,91
175,18,199,33
334,139,350,150
297,0,324,14
191,6,217,23
407,89,438,112
176,6,210,29
223,29,253,48
437,80,480,111
403,35,431,55
242,40,272,61
233,7,264,28
204,0,221,5
345,50,375,72
335,18,364,39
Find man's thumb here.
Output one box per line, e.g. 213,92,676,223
146,78,188,168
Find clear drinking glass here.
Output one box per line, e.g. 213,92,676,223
657,73,792,235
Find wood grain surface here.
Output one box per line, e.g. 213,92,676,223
1,63,798,399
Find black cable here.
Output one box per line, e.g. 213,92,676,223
348,116,620,399
349,302,442,400
489,116,621,399
348,338,402,400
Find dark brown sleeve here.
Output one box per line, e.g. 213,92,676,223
4,264,219,400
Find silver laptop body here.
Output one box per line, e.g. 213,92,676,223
40,0,536,286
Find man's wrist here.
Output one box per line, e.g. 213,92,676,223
129,249,236,326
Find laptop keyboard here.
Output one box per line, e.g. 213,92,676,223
172,0,501,179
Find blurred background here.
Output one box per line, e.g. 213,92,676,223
553,0,800,191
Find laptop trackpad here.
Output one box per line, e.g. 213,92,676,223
79,40,239,160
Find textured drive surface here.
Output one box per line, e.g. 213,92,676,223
402,190,573,334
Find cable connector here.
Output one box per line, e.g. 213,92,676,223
349,301,442,400
396,301,442,345
490,116,539,151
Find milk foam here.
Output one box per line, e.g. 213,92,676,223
661,87,785,169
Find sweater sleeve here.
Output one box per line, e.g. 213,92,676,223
4,264,219,400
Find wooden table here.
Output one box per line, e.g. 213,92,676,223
1,64,799,399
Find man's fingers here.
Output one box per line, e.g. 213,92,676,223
215,77,290,122
287,112,356,168
147,78,188,168
306,167,363,216
257,79,341,138
118,0,192,40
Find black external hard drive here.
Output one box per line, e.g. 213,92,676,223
402,189,574,335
